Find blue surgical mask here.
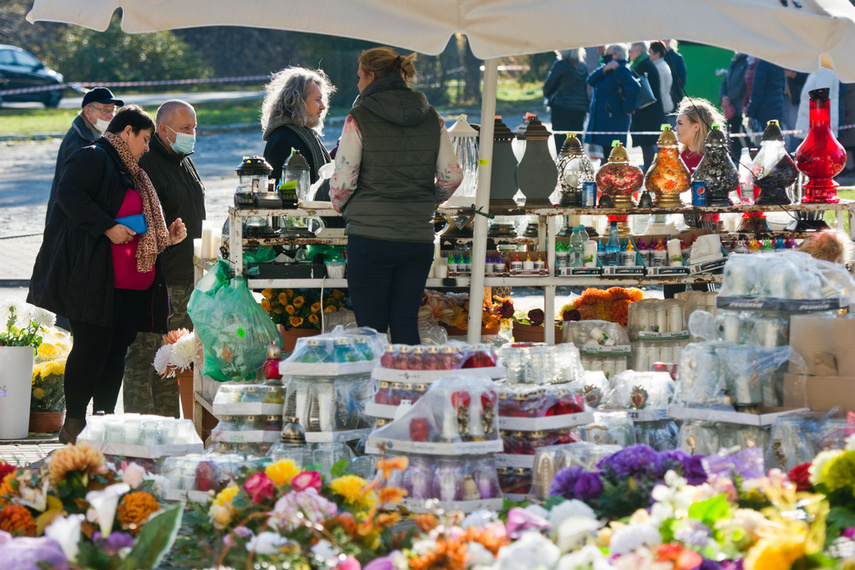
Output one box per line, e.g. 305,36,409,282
165,124,196,155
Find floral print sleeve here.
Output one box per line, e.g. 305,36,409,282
435,114,463,204
330,114,362,213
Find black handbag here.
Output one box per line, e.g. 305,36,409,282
619,68,657,111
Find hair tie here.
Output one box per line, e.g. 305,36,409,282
396,55,404,68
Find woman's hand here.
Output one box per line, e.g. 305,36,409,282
169,218,187,245
604,60,619,72
105,224,136,245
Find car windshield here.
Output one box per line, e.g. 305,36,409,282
13,50,40,68
0,50,14,65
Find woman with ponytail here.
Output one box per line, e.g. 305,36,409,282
331,47,462,344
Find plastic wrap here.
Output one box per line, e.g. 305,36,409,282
576,412,636,446
497,384,585,418
286,326,385,364
702,447,766,481
554,343,586,383
719,251,855,302
690,309,821,349
579,353,630,380
628,299,687,340
79,414,200,447
531,441,623,499
500,427,578,455
678,421,721,456
634,420,679,451
603,370,674,410
631,340,688,373
370,375,498,444
563,320,631,348
155,453,263,493
766,412,833,472
213,384,286,405
284,374,374,433
397,454,502,501
378,342,496,371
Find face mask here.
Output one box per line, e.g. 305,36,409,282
166,125,196,155
603,54,614,64
95,118,111,133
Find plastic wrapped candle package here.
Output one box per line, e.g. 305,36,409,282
678,420,769,457
499,343,584,385
564,320,631,379
597,370,674,411
283,374,374,436
497,384,586,418
628,299,687,339
378,343,498,371
212,383,286,414
78,414,203,459
279,326,386,376
530,441,623,499
500,427,579,456
156,453,266,501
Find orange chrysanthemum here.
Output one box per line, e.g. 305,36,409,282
410,535,469,570
324,305,337,313
293,296,305,308
0,474,18,507
377,486,407,504
308,314,319,324
310,302,321,313
330,513,358,537
48,442,105,488
117,491,160,535
414,513,439,533
0,504,36,536
278,292,289,305
261,299,272,312
376,456,409,479
464,526,511,556
261,289,274,299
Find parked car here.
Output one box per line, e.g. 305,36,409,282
0,45,64,108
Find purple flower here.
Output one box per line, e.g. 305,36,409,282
597,444,661,478
506,507,550,539
549,466,585,497
683,455,708,485
660,449,690,474
364,552,401,570
694,559,723,570
844,527,855,540
93,531,135,556
0,532,68,570
573,472,603,500
719,560,744,570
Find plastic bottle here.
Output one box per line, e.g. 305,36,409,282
569,225,587,267
622,238,637,266
555,241,568,274
653,238,667,267
775,236,786,250
597,240,607,267
605,221,620,266
749,237,761,251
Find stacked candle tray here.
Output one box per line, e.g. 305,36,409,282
366,375,504,513
497,342,584,385
628,299,690,372
563,320,631,380
156,453,266,502
208,383,286,454
529,441,623,500
78,414,203,459
365,343,506,422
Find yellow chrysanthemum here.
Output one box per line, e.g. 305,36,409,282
37,343,58,358
32,388,45,400
48,442,105,488
213,484,240,508
261,299,271,312
329,475,376,510
744,536,805,570
293,296,305,308
290,317,304,328
209,484,240,530
261,289,274,299
265,459,300,486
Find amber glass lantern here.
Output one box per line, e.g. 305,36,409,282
692,125,739,207
795,88,847,204
596,141,643,235
752,120,798,206
645,126,691,208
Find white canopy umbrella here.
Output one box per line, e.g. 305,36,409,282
28,0,855,341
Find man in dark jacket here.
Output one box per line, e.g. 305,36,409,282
720,52,749,156
123,100,206,417
746,60,786,142
46,88,123,226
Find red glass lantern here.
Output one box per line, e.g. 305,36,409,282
795,88,847,204
596,142,643,234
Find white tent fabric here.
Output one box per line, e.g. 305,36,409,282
26,0,855,80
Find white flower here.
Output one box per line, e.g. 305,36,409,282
311,539,340,566
548,499,598,530
45,514,85,562
86,483,130,538
494,531,561,570
170,334,199,370
846,432,855,451
145,474,171,499
607,523,662,555
122,463,147,489
466,542,495,567
556,544,614,570
153,344,174,376
810,449,843,485
524,504,550,520
30,307,56,329
247,531,288,555
461,509,498,529
556,516,602,552
0,298,25,325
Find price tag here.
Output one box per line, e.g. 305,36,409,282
478,158,489,165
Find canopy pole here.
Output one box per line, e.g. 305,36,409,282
467,58,499,344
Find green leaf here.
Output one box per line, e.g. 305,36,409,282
122,503,184,570
688,494,732,527
330,458,349,478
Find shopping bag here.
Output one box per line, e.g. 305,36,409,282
188,259,279,381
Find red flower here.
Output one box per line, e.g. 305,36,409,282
496,297,515,319
527,308,545,326
243,472,275,504
0,462,15,483
788,462,813,491
563,309,581,321
291,471,322,492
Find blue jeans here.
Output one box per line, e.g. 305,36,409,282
346,235,433,344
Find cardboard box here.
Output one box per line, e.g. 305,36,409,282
789,315,855,376
783,372,855,416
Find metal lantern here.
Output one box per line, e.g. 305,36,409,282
235,155,273,208
644,126,691,208
752,120,798,206
555,134,595,207
692,125,739,207
514,113,559,208
488,116,519,208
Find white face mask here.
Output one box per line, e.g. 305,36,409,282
166,124,196,155
95,118,111,134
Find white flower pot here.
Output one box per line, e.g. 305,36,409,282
0,346,35,439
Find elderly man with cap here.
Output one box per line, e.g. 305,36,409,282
45,87,123,225
123,99,206,418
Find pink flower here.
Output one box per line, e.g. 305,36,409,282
336,555,361,570
506,506,550,539
243,472,275,504
291,471,322,492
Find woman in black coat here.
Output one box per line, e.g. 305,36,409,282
28,105,187,443
543,48,590,151
628,41,665,172
584,44,639,159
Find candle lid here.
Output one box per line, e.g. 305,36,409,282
808,87,830,101
449,114,478,137
656,126,678,146
606,141,630,163
761,120,784,142
514,112,551,141
236,155,273,176
704,125,728,148
491,116,516,142
559,133,584,156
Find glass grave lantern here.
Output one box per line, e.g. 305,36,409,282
447,114,479,206
645,125,691,208
795,87,847,204
556,133,595,207
279,151,317,238
596,141,643,234
514,113,559,208
692,124,739,207
234,156,276,238
752,120,798,206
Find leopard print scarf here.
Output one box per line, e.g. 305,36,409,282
104,131,171,273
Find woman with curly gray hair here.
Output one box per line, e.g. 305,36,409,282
262,67,336,199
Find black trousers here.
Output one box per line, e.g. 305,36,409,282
65,289,147,419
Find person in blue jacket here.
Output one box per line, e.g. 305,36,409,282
584,44,639,158
745,59,786,139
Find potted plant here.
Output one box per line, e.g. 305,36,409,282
0,299,53,439
260,288,350,352
29,328,72,433
419,290,514,336
512,307,563,343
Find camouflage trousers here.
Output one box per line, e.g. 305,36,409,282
123,283,194,417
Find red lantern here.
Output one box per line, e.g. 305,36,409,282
795,88,847,204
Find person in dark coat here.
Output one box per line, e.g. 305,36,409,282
584,44,639,156
123,100,206,418
665,40,687,109
719,52,749,156
543,48,590,151
261,67,336,200
45,87,123,226
28,105,187,444
746,60,786,138
628,41,664,172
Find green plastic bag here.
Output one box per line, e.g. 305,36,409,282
188,259,279,381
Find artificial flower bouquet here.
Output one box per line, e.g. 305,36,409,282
261,288,349,331
419,290,514,331
561,286,644,327
153,327,203,377
30,328,72,412
0,444,180,570
169,456,411,568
